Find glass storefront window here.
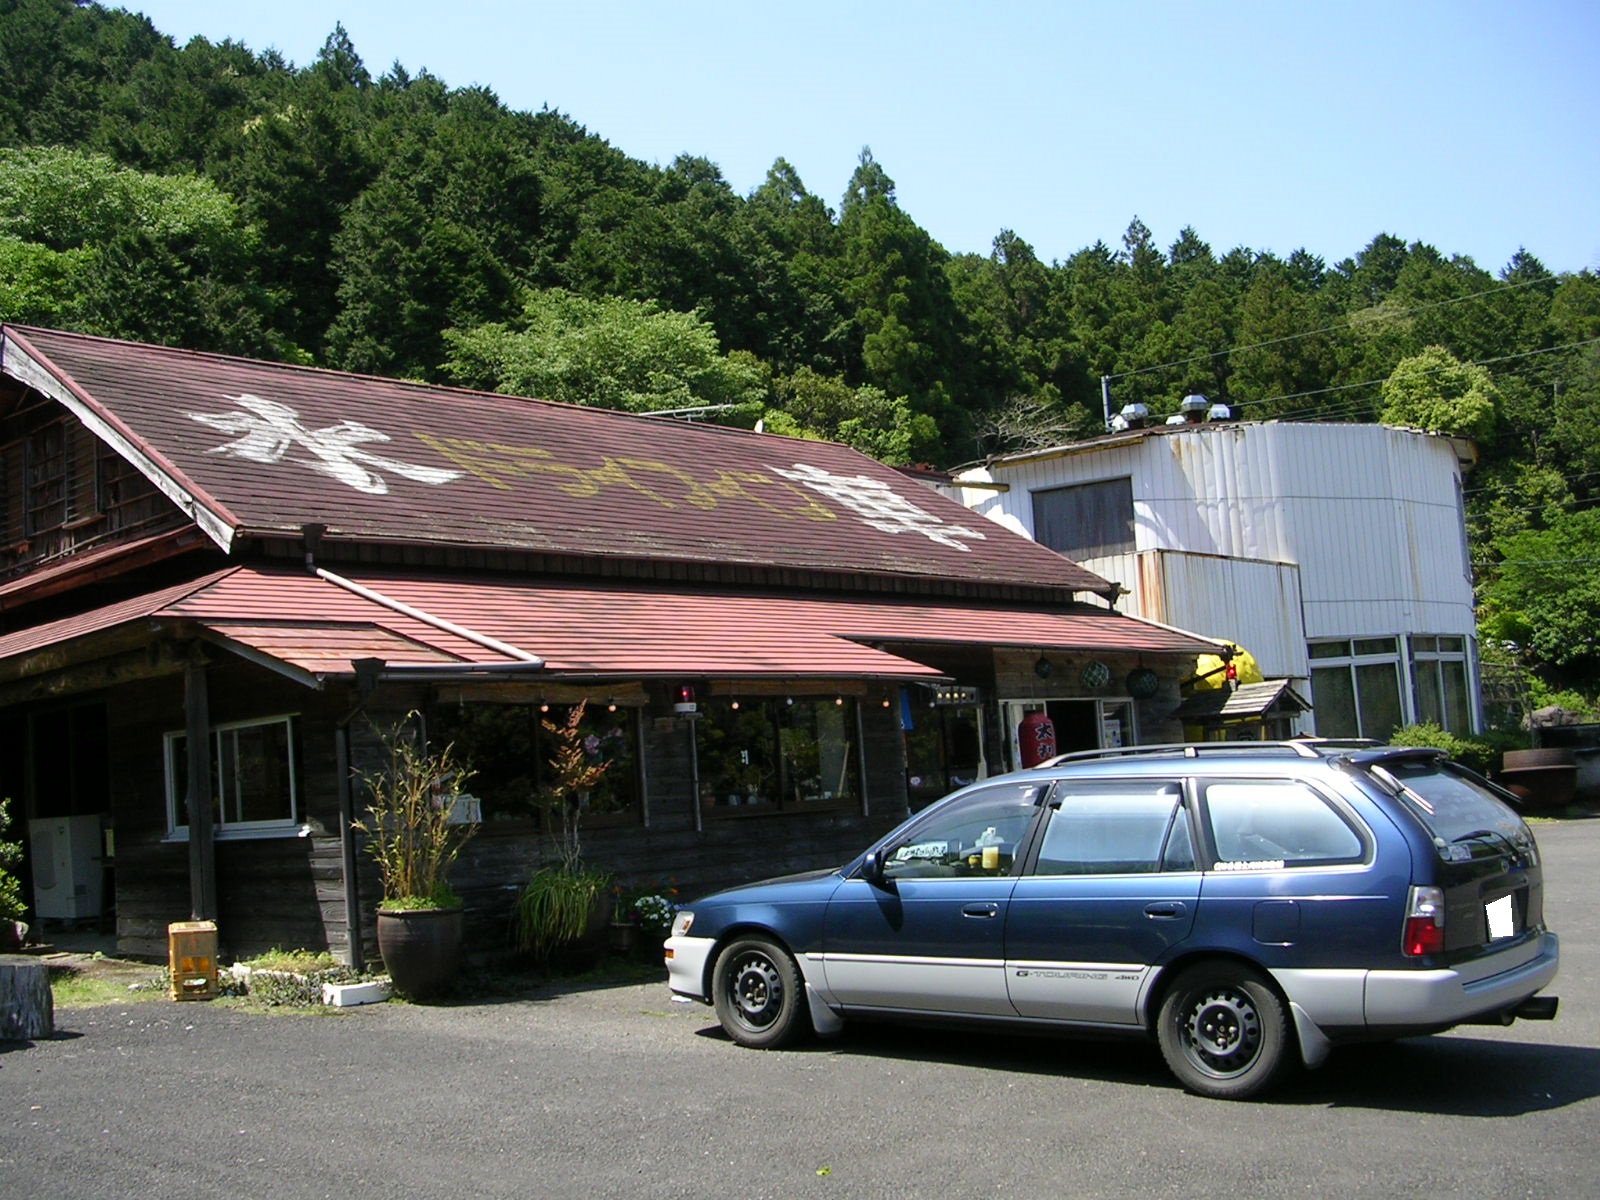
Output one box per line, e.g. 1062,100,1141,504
904,704,982,810
1311,633,1474,739
1410,634,1475,734
1355,661,1403,741
1309,665,1358,737
698,697,861,815
431,702,641,823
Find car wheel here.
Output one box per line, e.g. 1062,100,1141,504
712,936,808,1049
1156,963,1291,1100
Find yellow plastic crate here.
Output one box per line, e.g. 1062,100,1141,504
168,920,218,1001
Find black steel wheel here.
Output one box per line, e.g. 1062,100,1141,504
1156,963,1291,1099
711,936,807,1049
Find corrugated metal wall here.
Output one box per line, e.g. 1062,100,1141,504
955,421,1476,661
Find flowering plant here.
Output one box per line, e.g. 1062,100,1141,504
629,891,677,930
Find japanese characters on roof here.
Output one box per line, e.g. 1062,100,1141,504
2,326,1113,597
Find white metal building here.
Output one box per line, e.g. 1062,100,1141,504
946,417,1481,740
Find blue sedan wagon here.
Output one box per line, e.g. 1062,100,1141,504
666,741,1559,1098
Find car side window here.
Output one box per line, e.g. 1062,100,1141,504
882,782,1045,880
1202,779,1365,868
1033,781,1188,875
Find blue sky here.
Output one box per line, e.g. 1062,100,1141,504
123,1,1600,274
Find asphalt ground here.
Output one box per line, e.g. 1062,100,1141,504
4,818,1598,1200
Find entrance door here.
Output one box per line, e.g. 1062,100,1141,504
1002,698,1137,769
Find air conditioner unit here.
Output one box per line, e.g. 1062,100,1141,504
28,815,105,921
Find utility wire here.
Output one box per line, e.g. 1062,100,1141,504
1226,336,1600,420
1102,273,1561,383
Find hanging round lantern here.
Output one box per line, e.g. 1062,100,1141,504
1125,667,1159,699
1080,660,1111,689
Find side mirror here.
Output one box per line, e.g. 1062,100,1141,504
859,849,887,887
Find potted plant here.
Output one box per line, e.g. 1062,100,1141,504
514,702,614,965
352,714,478,999
628,889,678,959
0,798,26,951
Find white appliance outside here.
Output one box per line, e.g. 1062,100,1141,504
28,815,104,920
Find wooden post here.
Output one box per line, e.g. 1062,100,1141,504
336,722,366,974
0,956,53,1040
184,659,217,921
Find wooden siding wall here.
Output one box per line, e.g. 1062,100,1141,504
0,391,184,582
114,679,921,966
422,693,912,961
106,661,359,960
62,644,1187,964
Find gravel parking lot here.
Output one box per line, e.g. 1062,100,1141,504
4,818,1597,1200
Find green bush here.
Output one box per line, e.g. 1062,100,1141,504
0,798,24,925
1387,723,1498,775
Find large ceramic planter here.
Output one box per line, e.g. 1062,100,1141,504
1499,748,1577,810
376,907,463,1000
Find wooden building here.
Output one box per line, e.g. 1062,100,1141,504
0,325,1216,964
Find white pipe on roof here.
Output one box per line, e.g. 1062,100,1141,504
311,566,544,666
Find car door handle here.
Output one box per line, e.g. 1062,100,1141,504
962,903,1000,918
1144,902,1187,919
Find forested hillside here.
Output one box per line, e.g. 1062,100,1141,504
2,0,1597,705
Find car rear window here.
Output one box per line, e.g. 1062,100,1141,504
1367,759,1532,858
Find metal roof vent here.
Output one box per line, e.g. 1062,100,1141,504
1208,402,1234,421
1180,393,1210,424
1165,413,1187,425
1117,402,1151,430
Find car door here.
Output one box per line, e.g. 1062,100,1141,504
1005,778,1200,1025
821,780,1048,1016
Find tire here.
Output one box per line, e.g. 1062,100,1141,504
1156,963,1292,1100
711,936,808,1049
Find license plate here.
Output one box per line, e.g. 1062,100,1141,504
1486,894,1516,940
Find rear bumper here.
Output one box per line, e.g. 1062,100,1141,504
1364,932,1560,1028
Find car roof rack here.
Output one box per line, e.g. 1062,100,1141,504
1040,738,1385,766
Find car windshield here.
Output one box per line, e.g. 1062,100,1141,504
1369,758,1532,858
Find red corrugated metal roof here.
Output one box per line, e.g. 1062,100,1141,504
0,568,236,665
2,325,1114,599
0,566,1218,683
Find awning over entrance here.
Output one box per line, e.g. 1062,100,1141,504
0,565,1221,686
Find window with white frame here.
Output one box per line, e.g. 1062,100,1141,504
1411,635,1473,733
1308,638,1404,741
164,715,301,838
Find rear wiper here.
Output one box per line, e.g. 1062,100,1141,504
1450,828,1521,856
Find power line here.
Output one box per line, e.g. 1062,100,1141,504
1102,273,1560,384
1231,336,1600,421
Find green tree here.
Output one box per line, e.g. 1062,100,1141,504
837,148,969,455
762,366,939,464
222,25,378,355
324,84,541,378
1479,508,1600,685
442,286,766,412
0,145,280,353
1379,344,1499,442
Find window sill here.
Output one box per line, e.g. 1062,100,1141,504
701,801,858,820
165,824,313,843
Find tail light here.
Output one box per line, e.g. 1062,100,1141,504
1403,886,1445,956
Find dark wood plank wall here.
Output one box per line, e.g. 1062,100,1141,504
106,661,361,959
66,643,1192,965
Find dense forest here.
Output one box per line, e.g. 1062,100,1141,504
1,0,1597,712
